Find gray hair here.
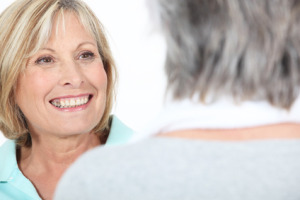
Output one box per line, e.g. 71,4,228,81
150,0,300,109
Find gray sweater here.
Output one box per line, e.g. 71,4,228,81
55,138,300,200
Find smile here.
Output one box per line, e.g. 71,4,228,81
50,95,92,108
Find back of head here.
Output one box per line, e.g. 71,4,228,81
150,0,300,109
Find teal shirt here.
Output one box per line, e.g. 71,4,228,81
0,116,134,200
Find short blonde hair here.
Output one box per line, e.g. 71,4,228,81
0,0,117,146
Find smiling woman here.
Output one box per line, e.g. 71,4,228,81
0,0,134,199
16,12,108,139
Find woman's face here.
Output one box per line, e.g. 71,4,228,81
15,12,107,138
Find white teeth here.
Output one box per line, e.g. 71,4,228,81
51,96,90,108
70,99,75,107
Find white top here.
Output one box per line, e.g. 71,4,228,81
131,97,300,141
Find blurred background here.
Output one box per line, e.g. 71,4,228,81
0,0,166,145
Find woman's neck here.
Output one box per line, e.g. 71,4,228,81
18,131,101,200
160,123,300,141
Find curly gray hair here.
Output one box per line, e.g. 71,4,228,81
149,0,300,109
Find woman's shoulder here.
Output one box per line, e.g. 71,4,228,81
105,115,136,145
0,140,42,199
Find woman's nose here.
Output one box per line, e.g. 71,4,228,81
59,61,84,88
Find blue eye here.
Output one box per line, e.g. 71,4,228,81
79,52,95,59
35,56,54,64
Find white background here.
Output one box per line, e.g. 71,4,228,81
0,0,166,145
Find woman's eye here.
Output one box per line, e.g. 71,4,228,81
79,52,95,60
35,57,53,64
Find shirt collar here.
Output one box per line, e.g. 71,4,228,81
105,115,135,146
0,140,18,182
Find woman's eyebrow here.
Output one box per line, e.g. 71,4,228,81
39,42,96,52
40,48,56,52
77,41,97,49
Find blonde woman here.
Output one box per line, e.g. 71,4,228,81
0,0,134,199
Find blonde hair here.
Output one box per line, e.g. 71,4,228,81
0,0,117,146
